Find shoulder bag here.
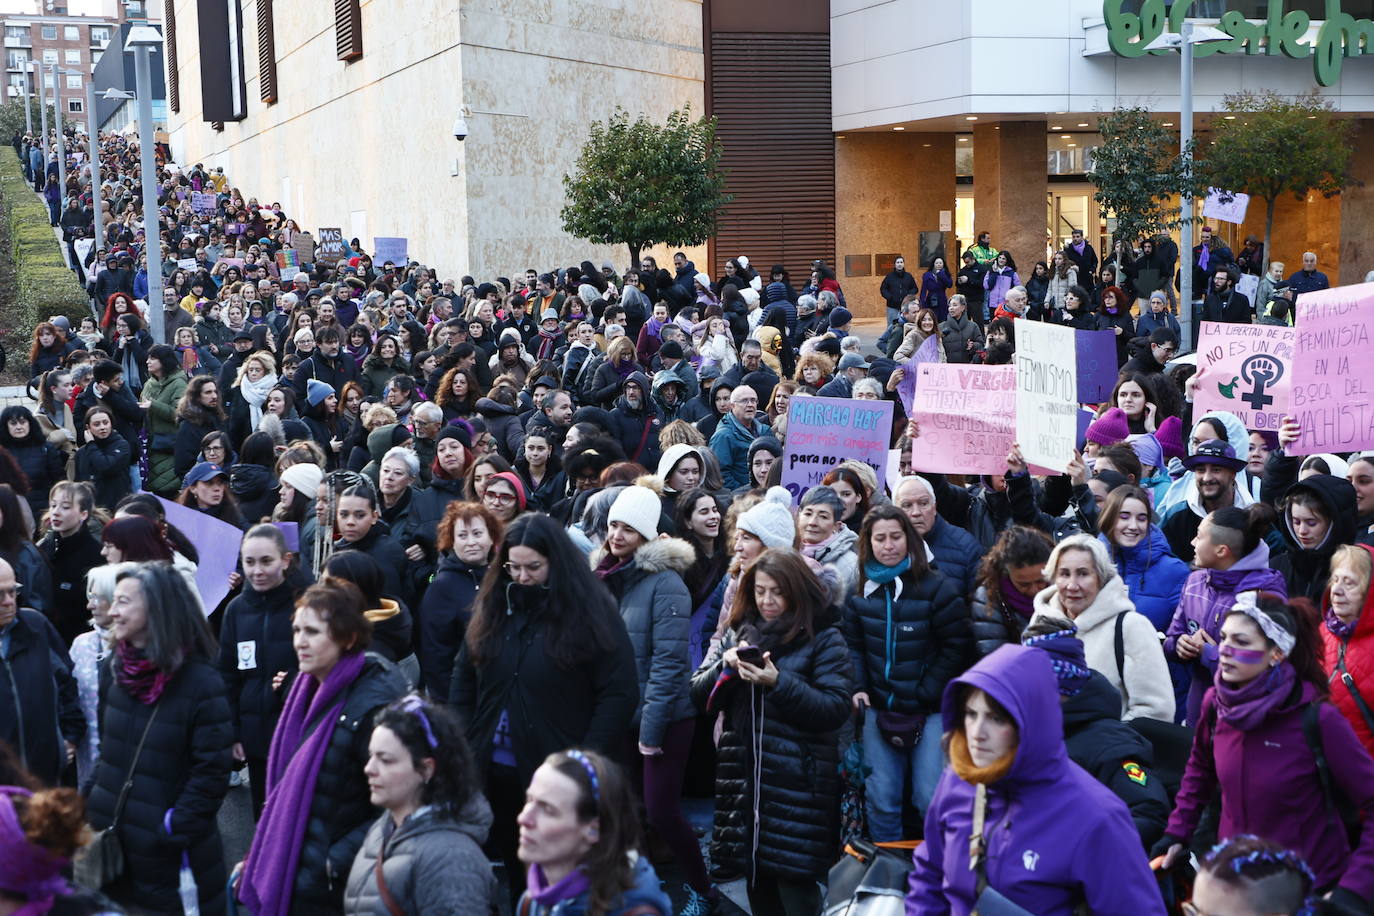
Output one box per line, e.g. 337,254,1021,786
73,703,159,890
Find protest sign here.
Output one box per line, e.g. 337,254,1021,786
781,396,893,503
1075,328,1117,404
176,258,197,270
156,496,241,615
190,191,216,216
317,228,346,266
895,333,941,416
1289,282,1374,455
885,448,903,496
73,238,93,267
909,363,1016,476
1203,187,1250,224
274,521,299,553
1236,273,1260,307
1194,320,1294,432
1014,320,1079,473
374,237,408,265
291,231,314,266
275,249,298,271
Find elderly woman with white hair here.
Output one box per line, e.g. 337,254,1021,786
1027,533,1175,721
853,377,884,401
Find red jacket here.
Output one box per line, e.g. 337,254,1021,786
1323,543,1374,758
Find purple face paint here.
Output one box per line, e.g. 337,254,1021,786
1220,644,1268,666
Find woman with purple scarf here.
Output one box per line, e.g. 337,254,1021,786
84,563,233,914
969,526,1054,659
1154,593,1374,912
235,581,406,915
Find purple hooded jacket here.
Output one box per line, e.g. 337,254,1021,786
906,645,1165,916
1162,541,1286,724
1167,678,1374,899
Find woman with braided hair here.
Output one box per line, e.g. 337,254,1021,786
1190,835,1329,916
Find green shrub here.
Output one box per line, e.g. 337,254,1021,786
0,149,90,347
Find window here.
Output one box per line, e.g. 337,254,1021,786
258,0,277,102
6,51,28,69
67,97,81,113
165,0,178,112
5,25,30,45
65,73,80,88
90,26,111,45
63,26,79,41
7,74,24,89
40,26,56,40
41,49,57,64
63,49,79,64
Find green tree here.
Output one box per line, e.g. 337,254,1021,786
1203,90,1356,277
560,105,732,267
0,99,58,144
1089,106,1199,250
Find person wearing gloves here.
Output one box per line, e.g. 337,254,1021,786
592,484,715,914
1153,593,1374,914
1029,534,1175,722
905,644,1166,915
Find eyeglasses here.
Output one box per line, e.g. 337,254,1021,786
485,490,517,504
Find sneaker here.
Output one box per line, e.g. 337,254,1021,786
678,884,717,916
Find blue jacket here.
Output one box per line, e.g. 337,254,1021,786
1134,309,1180,340
520,854,671,916
927,515,984,602
1099,527,1188,632
709,411,769,489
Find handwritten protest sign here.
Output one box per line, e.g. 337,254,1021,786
1194,321,1293,432
316,228,346,266
781,396,892,503
176,258,197,270
1203,187,1250,224
275,249,298,271
896,334,941,416
1015,320,1078,473
291,231,314,266
156,496,241,615
374,237,408,265
190,192,216,216
1289,282,1374,455
909,364,1016,475
1075,328,1117,404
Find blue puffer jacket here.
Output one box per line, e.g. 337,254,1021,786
1099,527,1188,632
926,516,984,602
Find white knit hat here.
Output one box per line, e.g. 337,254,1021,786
279,462,324,498
608,485,662,541
657,443,699,490
737,486,796,549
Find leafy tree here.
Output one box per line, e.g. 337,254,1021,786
1203,90,1356,276
560,105,732,266
0,100,58,145
1089,106,1199,249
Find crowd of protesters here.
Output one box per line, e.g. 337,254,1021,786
4,122,1374,916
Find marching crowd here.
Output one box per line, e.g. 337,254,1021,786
3,124,1374,916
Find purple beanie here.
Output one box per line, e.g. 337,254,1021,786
1156,415,1187,463
1085,407,1130,447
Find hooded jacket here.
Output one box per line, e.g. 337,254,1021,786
596,536,697,746
1163,541,1287,725
1323,542,1374,758
474,396,526,463
343,795,496,916
230,462,277,525
708,409,770,490
1100,527,1190,632
1274,474,1358,602
1030,576,1175,722
906,646,1166,916
607,370,662,467
417,553,485,701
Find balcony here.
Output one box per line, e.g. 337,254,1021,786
4,37,32,49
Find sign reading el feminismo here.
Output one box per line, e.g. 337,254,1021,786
1104,0,1374,87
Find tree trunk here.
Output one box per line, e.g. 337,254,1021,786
626,242,641,271
1262,196,1276,293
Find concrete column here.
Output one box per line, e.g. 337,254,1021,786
972,121,1047,268
834,132,955,320
1338,120,1374,286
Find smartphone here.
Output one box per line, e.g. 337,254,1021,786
736,646,764,667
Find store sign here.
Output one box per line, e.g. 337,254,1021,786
1103,0,1374,87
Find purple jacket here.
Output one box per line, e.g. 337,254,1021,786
982,268,1020,312
1167,680,1374,899
906,646,1165,916
1163,542,1286,724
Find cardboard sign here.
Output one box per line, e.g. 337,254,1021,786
781,395,893,503
896,333,941,416
1203,187,1250,224
176,258,197,270
909,363,1017,476
1236,272,1260,306
1289,282,1374,455
1014,320,1079,473
156,496,242,615
374,236,408,265
190,191,216,216
291,231,314,266
1194,321,1294,432
276,249,298,271
1075,328,1118,404
316,228,346,266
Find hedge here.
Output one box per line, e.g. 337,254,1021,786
0,150,90,345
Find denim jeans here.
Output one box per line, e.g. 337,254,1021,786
861,708,945,841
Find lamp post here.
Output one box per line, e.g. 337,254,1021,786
21,62,31,134
85,75,103,254
34,62,47,159
121,24,164,341
48,63,65,203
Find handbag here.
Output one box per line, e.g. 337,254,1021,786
874,710,924,749
73,704,160,890
969,784,1037,916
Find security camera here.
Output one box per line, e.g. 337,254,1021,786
453,118,468,142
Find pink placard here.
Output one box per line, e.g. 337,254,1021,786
1290,282,1374,455
1193,321,1294,433
909,364,1015,476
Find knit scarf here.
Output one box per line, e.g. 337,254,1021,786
1000,577,1037,619
536,328,560,361
238,650,367,916
643,317,666,340
114,641,172,705
525,865,592,910
238,371,278,431
865,557,911,708
1325,606,1358,640
948,729,1017,785
594,552,632,583
1213,660,1296,732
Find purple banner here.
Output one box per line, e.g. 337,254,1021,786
1075,328,1118,404
156,496,242,615
896,333,941,416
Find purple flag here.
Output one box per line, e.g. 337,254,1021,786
896,333,942,416
156,496,243,615
1075,328,1118,404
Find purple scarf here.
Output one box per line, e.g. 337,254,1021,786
1000,577,1037,619
1213,659,1296,731
525,865,592,909
1325,606,1358,640
114,641,172,705
238,651,367,916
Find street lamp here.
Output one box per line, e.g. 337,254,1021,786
1146,22,1230,348
20,61,31,134
31,62,47,168
47,63,66,203
122,23,164,341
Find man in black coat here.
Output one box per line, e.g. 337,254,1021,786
1063,228,1099,281
879,256,918,322
1201,267,1251,327
291,325,361,400
955,251,988,323
607,371,662,468
0,558,83,786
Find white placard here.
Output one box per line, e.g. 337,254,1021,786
1236,272,1260,306
1014,320,1079,473
939,210,952,232
1203,187,1250,224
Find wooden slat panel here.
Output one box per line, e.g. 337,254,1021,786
708,31,833,281
164,0,178,112
335,0,362,62
257,0,276,103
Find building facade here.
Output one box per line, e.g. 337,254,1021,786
3,13,115,117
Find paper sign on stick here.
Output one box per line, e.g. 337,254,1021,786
1014,320,1079,473
1194,321,1293,432
1290,282,1374,455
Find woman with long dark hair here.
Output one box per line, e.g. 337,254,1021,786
35,369,78,471
970,525,1054,658
176,460,247,530
674,486,729,669
452,513,638,894
1,404,65,519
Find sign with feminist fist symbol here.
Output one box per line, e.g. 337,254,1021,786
1239,353,1285,412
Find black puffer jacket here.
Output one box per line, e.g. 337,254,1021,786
474,397,525,463
842,565,971,713
230,462,278,525
216,576,306,759
969,584,1029,660
0,608,82,786
409,475,466,557
86,658,233,915
6,439,65,515
74,433,132,512
173,401,224,480
333,521,413,607
606,371,662,467
1273,474,1358,602
691,617,851,882
417,553,485,701
1062,671,1171,847
37,524,105,646
287,654,408,913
